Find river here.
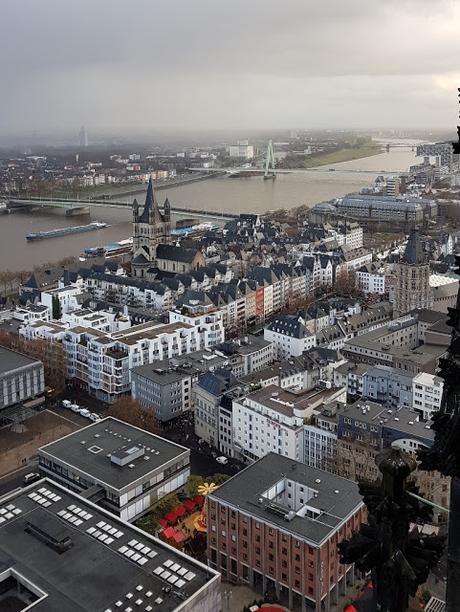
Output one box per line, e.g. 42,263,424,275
0,145,418,272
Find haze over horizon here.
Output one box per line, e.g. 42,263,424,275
1,0,460,139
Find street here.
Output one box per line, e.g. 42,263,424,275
0,460,39,496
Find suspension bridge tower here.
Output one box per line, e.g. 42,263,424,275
263,139,276,180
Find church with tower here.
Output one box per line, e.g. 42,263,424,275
131,177,205,279
131,177,172,277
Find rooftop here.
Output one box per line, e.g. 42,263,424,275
0,346,42,376
241,384,343,418
338,400,434,441
132,364,191,385
39,418,189,491
0,479,218,611
209,453,362,545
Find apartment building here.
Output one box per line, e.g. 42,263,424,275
63,314,224,403
355,265,387,295
412,372,444,420
216,336,274,378
39,417,190,522
333,362,368,397
264,315,317,359
207,454,364,612
193,369,242,456
232,386,338,464
362,365,413,409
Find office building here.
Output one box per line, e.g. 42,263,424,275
0,479,220,611
131,364,194,422
38,417,190,522
228,140,254,159
0,346,45,410
336,194,436,225
416,142,453,168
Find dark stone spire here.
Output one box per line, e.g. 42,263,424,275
419,254,460,611
163,197,171,222
132,198,139,222
402,227,425,265
138,176,163,224
339,448,444,612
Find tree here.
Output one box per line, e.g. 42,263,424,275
108,396,161,434
185,475,205,498
52,295,62,320
212,473,230,485
335,267,359,296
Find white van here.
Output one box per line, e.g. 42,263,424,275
70,403,80,413
62,400,72,408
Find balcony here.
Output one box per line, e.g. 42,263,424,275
106,348,128,360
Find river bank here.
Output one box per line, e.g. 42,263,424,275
303,144,382,168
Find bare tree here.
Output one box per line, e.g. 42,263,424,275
108,396,161,434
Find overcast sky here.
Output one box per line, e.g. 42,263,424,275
1,0,459,136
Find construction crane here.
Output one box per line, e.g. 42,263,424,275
263,140,276,180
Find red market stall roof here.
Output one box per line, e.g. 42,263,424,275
176,505,186,517
344,606,358,612
163,527,175,539
193,495,204,506
173,531,185,544
183,499,195,511
165,511,177,523
159,518,168,528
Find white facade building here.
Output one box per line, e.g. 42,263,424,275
412,372,444,420
41,285,83,315
356,267,387,295
303,425,337,470
233,386,305,463
264,315,317,359
62,316,224,403
228,140,254,159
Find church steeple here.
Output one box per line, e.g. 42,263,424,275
138,176,163,224
131,177,172,278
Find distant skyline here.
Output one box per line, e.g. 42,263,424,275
1,0,459,138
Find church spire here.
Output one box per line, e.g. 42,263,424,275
138,176,163,224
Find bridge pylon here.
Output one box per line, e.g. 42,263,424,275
263,140,276,180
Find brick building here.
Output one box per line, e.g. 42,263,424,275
207,453,365,612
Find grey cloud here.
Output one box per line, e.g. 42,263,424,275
0,0,459,134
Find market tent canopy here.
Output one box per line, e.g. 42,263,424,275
173,531,185,543
165,511,177,523
163,527,175,539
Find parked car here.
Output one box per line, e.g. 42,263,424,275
79,409,91,418
62,400,72,409
89,413,101,422
23,473,41,486
216,456,228,465
70,404,80,413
